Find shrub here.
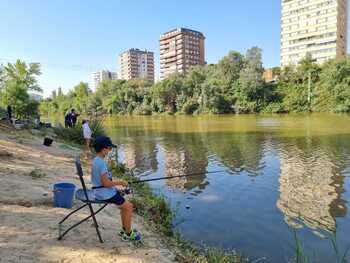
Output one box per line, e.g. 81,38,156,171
182,99,199,115
134,104,152,115
261,102,286,113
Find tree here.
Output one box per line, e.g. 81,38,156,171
73,82,90,113
0,60,42,118
297,53,321,84
217,51,245,85
313,58,350,112
4,59,42,92
235,47,264,113
151,74,183,113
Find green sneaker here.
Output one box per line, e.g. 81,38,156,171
118,228,138,237
121,229,141,241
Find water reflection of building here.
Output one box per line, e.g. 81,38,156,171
123,142,158,174
210,134,265,177
164,149,208,192
277,145,347,232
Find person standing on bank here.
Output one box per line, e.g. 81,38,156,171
7,105,12,124
70,109,80,127
82,119,92,149
64,111,72,128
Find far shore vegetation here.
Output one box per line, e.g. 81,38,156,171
1,48,350,119
37,48,350,117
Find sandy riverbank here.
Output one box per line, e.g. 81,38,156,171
0,124,176,263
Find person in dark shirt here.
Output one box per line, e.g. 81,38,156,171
70,109,80,127
7,105,12,123
64,111,72,128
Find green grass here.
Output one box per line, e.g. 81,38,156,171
292,230,349,263
171,232,249,263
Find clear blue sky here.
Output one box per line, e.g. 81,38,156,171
0,0,348,97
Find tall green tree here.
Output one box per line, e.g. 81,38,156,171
235,47,264,113
313,58,350,112
152,74,183,113
0,60,42,118
73,82,90,113
4,60,42,91
217,51,245,85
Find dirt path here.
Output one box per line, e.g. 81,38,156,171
0,128,175,263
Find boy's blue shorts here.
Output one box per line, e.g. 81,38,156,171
106,191,125,206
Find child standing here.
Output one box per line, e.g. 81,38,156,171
82,120,92,149
91,136,141,241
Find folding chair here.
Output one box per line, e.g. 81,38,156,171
57,157,110,243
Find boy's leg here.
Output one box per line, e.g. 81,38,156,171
119,201,133,233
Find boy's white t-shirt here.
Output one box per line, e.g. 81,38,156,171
82,123,92,139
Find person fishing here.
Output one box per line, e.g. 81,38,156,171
91,136,141,241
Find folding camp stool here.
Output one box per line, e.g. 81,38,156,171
57,157,110,243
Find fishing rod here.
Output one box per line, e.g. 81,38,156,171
128,169,228,184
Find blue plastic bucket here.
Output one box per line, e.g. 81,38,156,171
53,183,76,209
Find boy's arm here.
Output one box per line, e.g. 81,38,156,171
100,173,128,187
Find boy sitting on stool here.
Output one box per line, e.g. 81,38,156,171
92,136,141,241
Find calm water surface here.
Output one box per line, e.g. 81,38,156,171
104,114,350,262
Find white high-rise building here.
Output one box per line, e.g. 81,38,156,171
91,70,118,90
281,0,348,66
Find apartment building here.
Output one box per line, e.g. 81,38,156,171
263,68,278,83
119,48,154,83
160,28,205,80
91,70,117,90
281,0,348,66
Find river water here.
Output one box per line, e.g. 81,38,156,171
104,114,350,262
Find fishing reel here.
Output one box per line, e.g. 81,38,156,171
119,186,133,196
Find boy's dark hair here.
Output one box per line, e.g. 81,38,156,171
93,143,104,153
82,120,87,125
71,108,75,112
